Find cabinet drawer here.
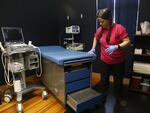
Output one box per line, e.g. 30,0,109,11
66,78,90,93
67,88,101,113
65,68,90,83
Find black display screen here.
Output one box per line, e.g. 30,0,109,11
2,27,24,44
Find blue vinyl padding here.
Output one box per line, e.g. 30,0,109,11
39,46,95,65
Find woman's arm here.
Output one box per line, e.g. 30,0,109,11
118,37,130,49
92,37,98,49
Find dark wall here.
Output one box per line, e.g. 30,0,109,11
57,0,98,73
0,0,60,84
0,0,59,45
0,0,97,84
57,0,96,51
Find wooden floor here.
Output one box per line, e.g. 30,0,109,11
0,73,100,113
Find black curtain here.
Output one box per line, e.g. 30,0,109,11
115,0,138,40
98,0,114,10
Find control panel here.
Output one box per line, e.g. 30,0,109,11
5,44,35,55
66,25,80,34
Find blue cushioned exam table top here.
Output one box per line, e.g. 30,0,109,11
39,46,95,65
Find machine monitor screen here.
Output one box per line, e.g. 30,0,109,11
1,27,24,44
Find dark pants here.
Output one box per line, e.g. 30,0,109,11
98,60,125,98
94,60,126,113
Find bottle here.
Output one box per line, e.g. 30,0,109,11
13,77,21,92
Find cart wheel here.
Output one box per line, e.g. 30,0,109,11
42,91,48,99
4,94,13,103
17,103,23,113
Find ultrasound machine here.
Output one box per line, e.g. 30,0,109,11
0,27,48,113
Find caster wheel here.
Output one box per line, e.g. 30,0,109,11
17,103,23,113
42,91,48,99
4,94,13,103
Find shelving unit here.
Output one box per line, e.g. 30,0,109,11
130,35,150,94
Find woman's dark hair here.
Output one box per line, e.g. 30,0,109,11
96,8,113,43
96,8,112,20
97,26,112,44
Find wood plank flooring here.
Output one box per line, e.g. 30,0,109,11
0,73,100,113
0,90,66,113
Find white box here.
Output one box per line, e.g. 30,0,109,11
134,48,142,55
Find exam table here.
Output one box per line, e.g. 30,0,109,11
39,46,101,113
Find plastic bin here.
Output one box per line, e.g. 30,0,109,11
141,83,150,92
130,76,142,89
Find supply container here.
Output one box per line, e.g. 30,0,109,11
141,83,150,92
130,76,142,89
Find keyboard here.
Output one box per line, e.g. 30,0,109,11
6,43,34,55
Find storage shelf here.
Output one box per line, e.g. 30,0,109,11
132,53,150,57
134,35,150,37
131,71,150,76
130,35,150,95
129,88,150,95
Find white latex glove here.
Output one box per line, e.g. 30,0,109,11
105,45,118,55
88,48,95,54
88,48,96,60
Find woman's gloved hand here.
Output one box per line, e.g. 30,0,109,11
105,45,118,54
88,48,95,54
